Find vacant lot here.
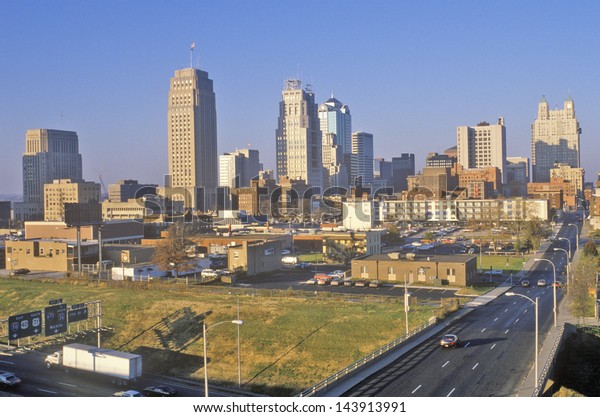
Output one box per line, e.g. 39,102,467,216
0,277,443,395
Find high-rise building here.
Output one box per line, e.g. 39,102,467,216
16,129,83,221
426,152,457,169
318,96,352,155
108,180,158,202
457,118,507,183
505,157,530,197
322,133,349,188
167,68,218,210
44,179,101,222
351,132,374,187
531,96,581,183
219,149,260,189
276,79,323,189
391,154,415,192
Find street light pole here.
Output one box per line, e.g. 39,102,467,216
553,248,569,286
506,292,538,389
203,319,244,397
567,223,579,251
404,273,409,334
534,258,557,327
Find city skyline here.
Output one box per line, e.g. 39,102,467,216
2,1,600,195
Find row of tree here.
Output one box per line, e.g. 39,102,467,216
571,240,599,321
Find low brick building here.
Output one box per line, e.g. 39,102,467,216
351,253,478,286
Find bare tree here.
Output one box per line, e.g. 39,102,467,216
152,223,197,277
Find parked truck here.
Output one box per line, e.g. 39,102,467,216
45,343,142,384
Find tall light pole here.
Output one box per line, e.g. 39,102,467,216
534,258,557,327
558,237,572,260
567,223,579,251
403,273,410,334
203,319,244,397
506,292,539,388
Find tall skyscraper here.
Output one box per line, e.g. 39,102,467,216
16,129,83,220
391,153,415,192
167,68,218,210
219,149,260,189
322,133,349,188
457,118,507,183
531,96,581,183
318,96,352,155
276,79,323,189
351,132,374,186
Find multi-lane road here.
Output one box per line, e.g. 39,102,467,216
343,214,580,397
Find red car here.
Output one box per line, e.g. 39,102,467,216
440,334,460,348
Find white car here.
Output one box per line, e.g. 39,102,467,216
330,270,345,279
113,390,143,397
201,269,219,279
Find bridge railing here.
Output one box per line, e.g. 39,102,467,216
532,324,565,397
296,318,437,397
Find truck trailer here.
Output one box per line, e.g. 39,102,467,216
45,343,142,384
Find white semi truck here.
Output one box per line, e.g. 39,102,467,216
45,343,142,384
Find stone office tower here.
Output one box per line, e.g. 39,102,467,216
276,79,323,189
167,68,218,210
531,96,581,183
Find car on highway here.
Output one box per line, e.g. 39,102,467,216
552,281,563,288
11,268,30,276
143,385,178,397
521,280,530,288
440,334,460,348
113,389,143,397
537,279,547,287
0,371,21,388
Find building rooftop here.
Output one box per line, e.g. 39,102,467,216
355,253,477,263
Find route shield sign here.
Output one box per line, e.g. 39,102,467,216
44,304,67,336
8,311,42,341
68,307,89,323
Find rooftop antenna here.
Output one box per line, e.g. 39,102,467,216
190,41,196,68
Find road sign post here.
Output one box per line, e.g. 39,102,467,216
8,311,42,342
44,304,68,336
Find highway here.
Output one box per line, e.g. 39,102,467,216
343,213,580,397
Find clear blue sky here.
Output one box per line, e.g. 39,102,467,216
1,1,599,195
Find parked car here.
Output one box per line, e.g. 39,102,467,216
330,270,346,279
306,278,317,285
330,278,343,286
537,279,546,287
317,277,331,285
0,372,21,388
113,390,143,397
281,250,291,255
368,280,381,288
343,279,354,287
11,268,30,276
521,280,530,288
201,269,219,279
440,334,460,348
355,280,369,287
143,385,177,397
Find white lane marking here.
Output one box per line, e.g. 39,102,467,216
37,388,57,394
515,318,520,324
481,328,486,333
428,289,434,293
0,360,14,365
523,309,528,314
504,309,509,313
412,385,422,394
505,329,510,334
472,363,479,370
494,317,498,322
513,301,517,305
464,342,471,348
442,360,450,368
447,388,456,397
491,344,496,350
58,382,77,387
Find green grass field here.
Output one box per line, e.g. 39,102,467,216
477,255,526,275
0,277,444,395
